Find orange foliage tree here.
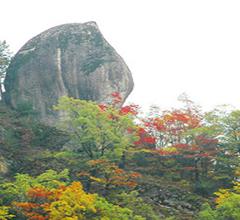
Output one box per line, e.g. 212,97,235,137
14,182,97,219
78,159,141,196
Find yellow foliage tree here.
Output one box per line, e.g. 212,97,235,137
0,206,14,220
215,181,240,206
48,182,96,220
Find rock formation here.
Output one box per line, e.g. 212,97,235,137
4,22,134,123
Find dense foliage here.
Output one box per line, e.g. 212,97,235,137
1,92,240,219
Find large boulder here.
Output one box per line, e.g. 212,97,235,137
4,22,134,123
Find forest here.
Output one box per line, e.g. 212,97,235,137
0,40,240,220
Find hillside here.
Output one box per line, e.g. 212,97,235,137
1,97,239,219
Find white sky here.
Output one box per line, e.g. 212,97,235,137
1,0,240,110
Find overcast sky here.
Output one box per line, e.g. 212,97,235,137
1,0,240,110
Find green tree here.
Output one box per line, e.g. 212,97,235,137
54,96,138,161
205,107,240,186
198,182,240,220
94,197,145,220
111,191,159,220
197,203,217,220
0,41,11,98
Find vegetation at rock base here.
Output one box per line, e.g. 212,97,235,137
1,92,240,219
0,76,240,219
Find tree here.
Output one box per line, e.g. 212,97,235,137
198,182,240,220
213,182,240,219
133,98,220,195
205,107,240,186
14,182,97,220
197,203,217,220
78,159,141,195
0,170,145,219
0,206,14,220
14,181,145,220
54,96,138,161
0,169,69,205
111,191,159,220
0,40,11,98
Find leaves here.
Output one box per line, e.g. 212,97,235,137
0,206,14,220
11,173,145,220
0,169,69,205
54,96,138,160
80,159,142,193
198,182,240,220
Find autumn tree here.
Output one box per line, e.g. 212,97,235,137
0,206,14,220
48,181,145,220
14,182,97,220
0,169,146,219
198,182,240,220
78,159,141,195
14,181,145,220
0,169,69,205
132,97,220,195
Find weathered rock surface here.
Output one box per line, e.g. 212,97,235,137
4,22,134,123
139,178,204,219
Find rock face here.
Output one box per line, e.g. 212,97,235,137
4,22,134,123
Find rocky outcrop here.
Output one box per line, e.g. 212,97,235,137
139,178,204,219
4,22,134,123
